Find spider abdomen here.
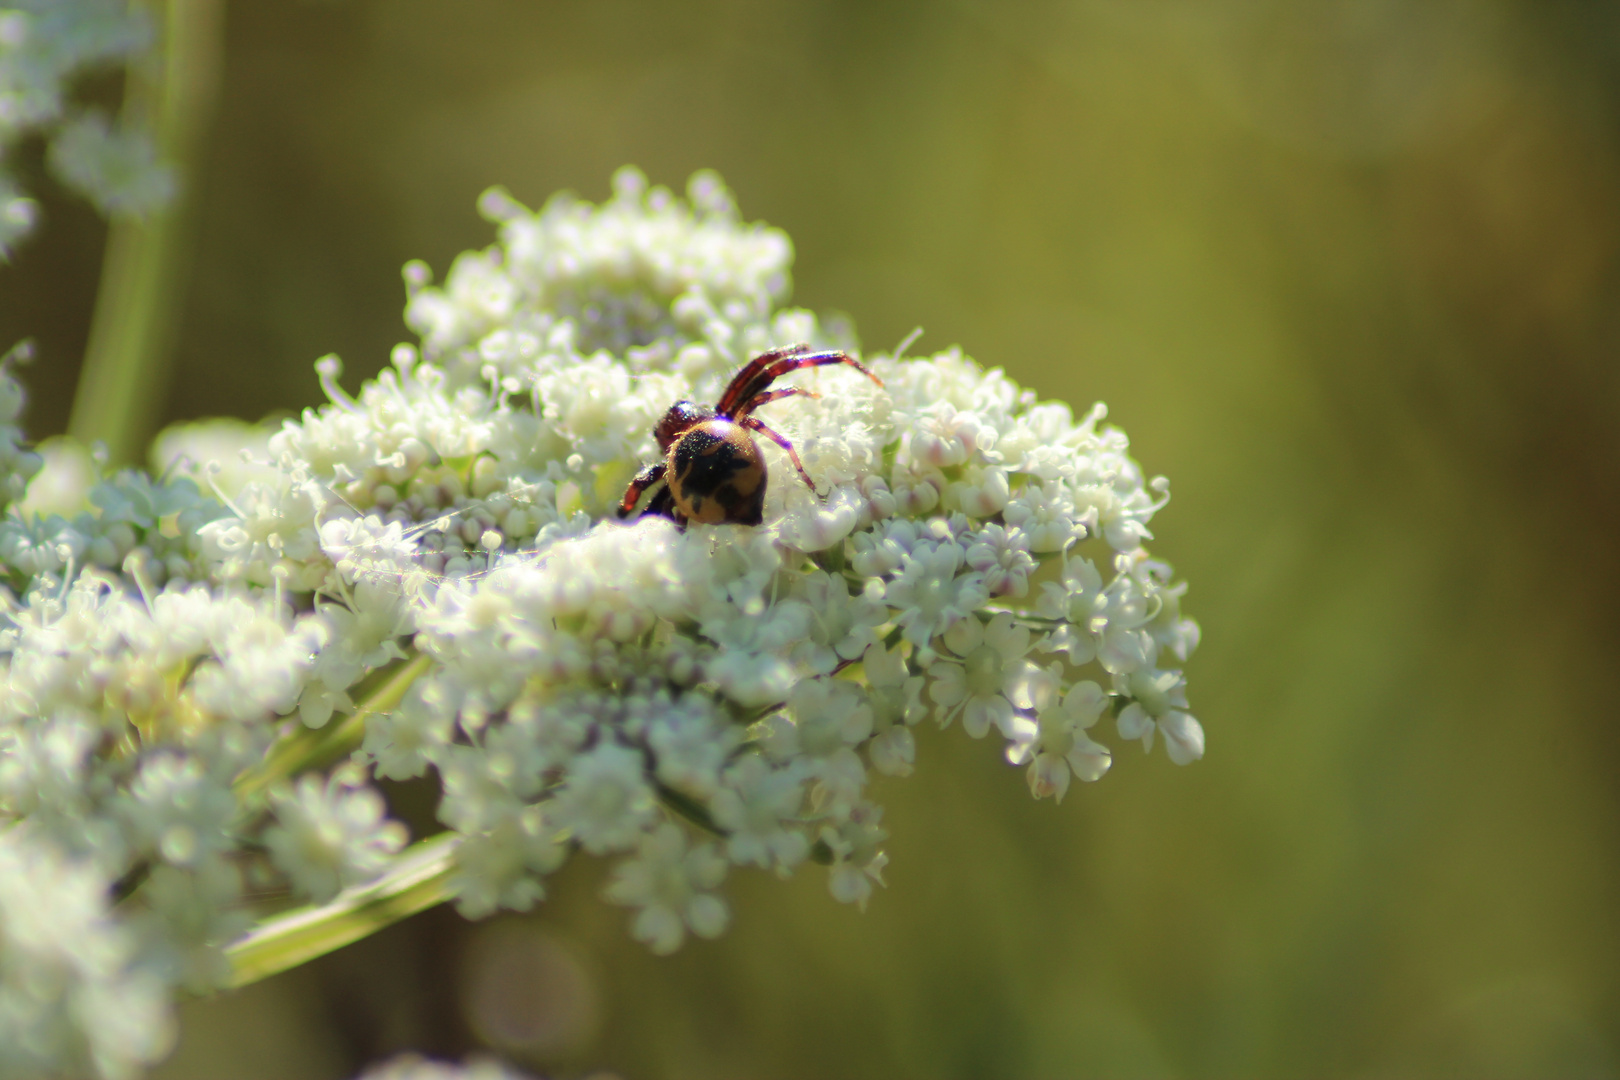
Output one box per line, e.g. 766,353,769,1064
666,419,766,526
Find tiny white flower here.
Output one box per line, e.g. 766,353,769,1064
0,829,176,1080
900,407,985,469
766,678,873,806
1010,677,1112,802
776,481,862,552
790,570,887,675
265,775,408,903
116,753,235,869
700,595,810,706
964,523,1036,597
318,513,420,588
944,464,1011,518
363,688,456,781
646,693,738,798
1036,552,1154,674
849,517,921,578
861,641,925,777
451,806,567,919
547,741,657,855
1114,666,1204,764
818,801,888,911
885,539,987,646
1002,479,1080,553
603,822,730,954
928,612,1042,738
709,756,810,874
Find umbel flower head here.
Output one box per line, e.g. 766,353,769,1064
0,166,1201,1076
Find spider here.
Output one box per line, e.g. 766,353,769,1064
617,345,883,527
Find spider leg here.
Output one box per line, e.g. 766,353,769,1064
733,386,820,420
740,416,818,495
646,484,681,526
715,344,813,415
618,461,668,518
722,350,883,415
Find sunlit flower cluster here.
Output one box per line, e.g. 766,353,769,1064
0,167,1201,1076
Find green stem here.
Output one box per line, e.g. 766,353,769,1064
234,652,434,802
69,0,225,464
224,832,459,989
655,781,727,838
983,607,1062,627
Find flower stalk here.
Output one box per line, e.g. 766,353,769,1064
224,832,458,989
233,652,433,803
69,0,225,464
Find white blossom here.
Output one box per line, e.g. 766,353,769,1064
0,828,173,1080
0,1,165,253
862,641,925,777
1007,676,1112,803
450,807,566,919
709,755,810,874
818,801,889,911
354,1054,540,1080
603,822,729,954
264,775,408,903
762,678,873,807
790,570,886,674
1114,666,1205,765
928,612,1042,739
965,522,1036,597
885,539,988,647
547,741,657,855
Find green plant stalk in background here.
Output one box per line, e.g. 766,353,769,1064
69,0,223,465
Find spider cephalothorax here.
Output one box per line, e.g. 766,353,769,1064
617,345,883,527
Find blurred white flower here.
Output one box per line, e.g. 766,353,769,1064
603,822,729,954
548,741,657,855
354,1054,540,1080
264,776,408,903
0,0,162,251
0,828,173,1080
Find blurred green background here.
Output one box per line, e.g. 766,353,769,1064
7,1,1620,1077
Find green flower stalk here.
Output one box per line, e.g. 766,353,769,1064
70,0,225,465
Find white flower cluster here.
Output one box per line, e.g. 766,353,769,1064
326,169,1200,948
0,463,224,588
0,344,41,510
0,166,1201,1075
0,828,172,1080
0,0,173,254
0,407,408,1076
353,1056,537,1080
405,168,798,381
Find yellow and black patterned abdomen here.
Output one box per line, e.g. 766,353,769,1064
665,419,767,525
